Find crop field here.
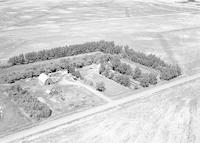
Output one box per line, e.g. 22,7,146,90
160,28,200,75
0,0,199,66
17,77,200,143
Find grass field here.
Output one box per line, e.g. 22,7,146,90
18,77,200,143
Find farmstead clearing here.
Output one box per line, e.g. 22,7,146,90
0,0,200,143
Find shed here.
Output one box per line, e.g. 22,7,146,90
38,73,54,85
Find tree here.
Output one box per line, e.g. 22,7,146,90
110,56,121,70
18,54,25,64
175,65,182,76
138,74,150,87
99,63,106,74
73,71,82,79
96,81,106,92
113,74,130,87
148,73,157,85
116,63,132,75
5,40,182,84
160,67,175,80
8,56,18,66
133,67,142,79
102,68,110,77
24,52,37,63
38,105,52,118
8,85,52,120
67,64,76,74
107,72,114,79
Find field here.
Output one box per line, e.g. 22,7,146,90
0,0,200,71
16,77,200,143
160,29,200,75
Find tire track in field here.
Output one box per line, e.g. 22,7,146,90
156,33,178,65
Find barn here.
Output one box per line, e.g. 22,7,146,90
38,73,54,85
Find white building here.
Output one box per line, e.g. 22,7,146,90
38,73,54,85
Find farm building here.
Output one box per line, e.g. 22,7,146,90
38,73,54,85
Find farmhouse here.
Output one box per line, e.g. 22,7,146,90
38,73,54,85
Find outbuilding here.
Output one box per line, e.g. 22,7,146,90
38,73,54,85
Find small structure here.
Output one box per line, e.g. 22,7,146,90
38,73,54,85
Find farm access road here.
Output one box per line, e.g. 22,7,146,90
1,73,200,143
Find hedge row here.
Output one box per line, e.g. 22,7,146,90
5,40,182,83
124,46,181,80
8,41,122,66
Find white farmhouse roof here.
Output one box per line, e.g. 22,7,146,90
38,73,50,85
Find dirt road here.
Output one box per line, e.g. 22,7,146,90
1,73,200,143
